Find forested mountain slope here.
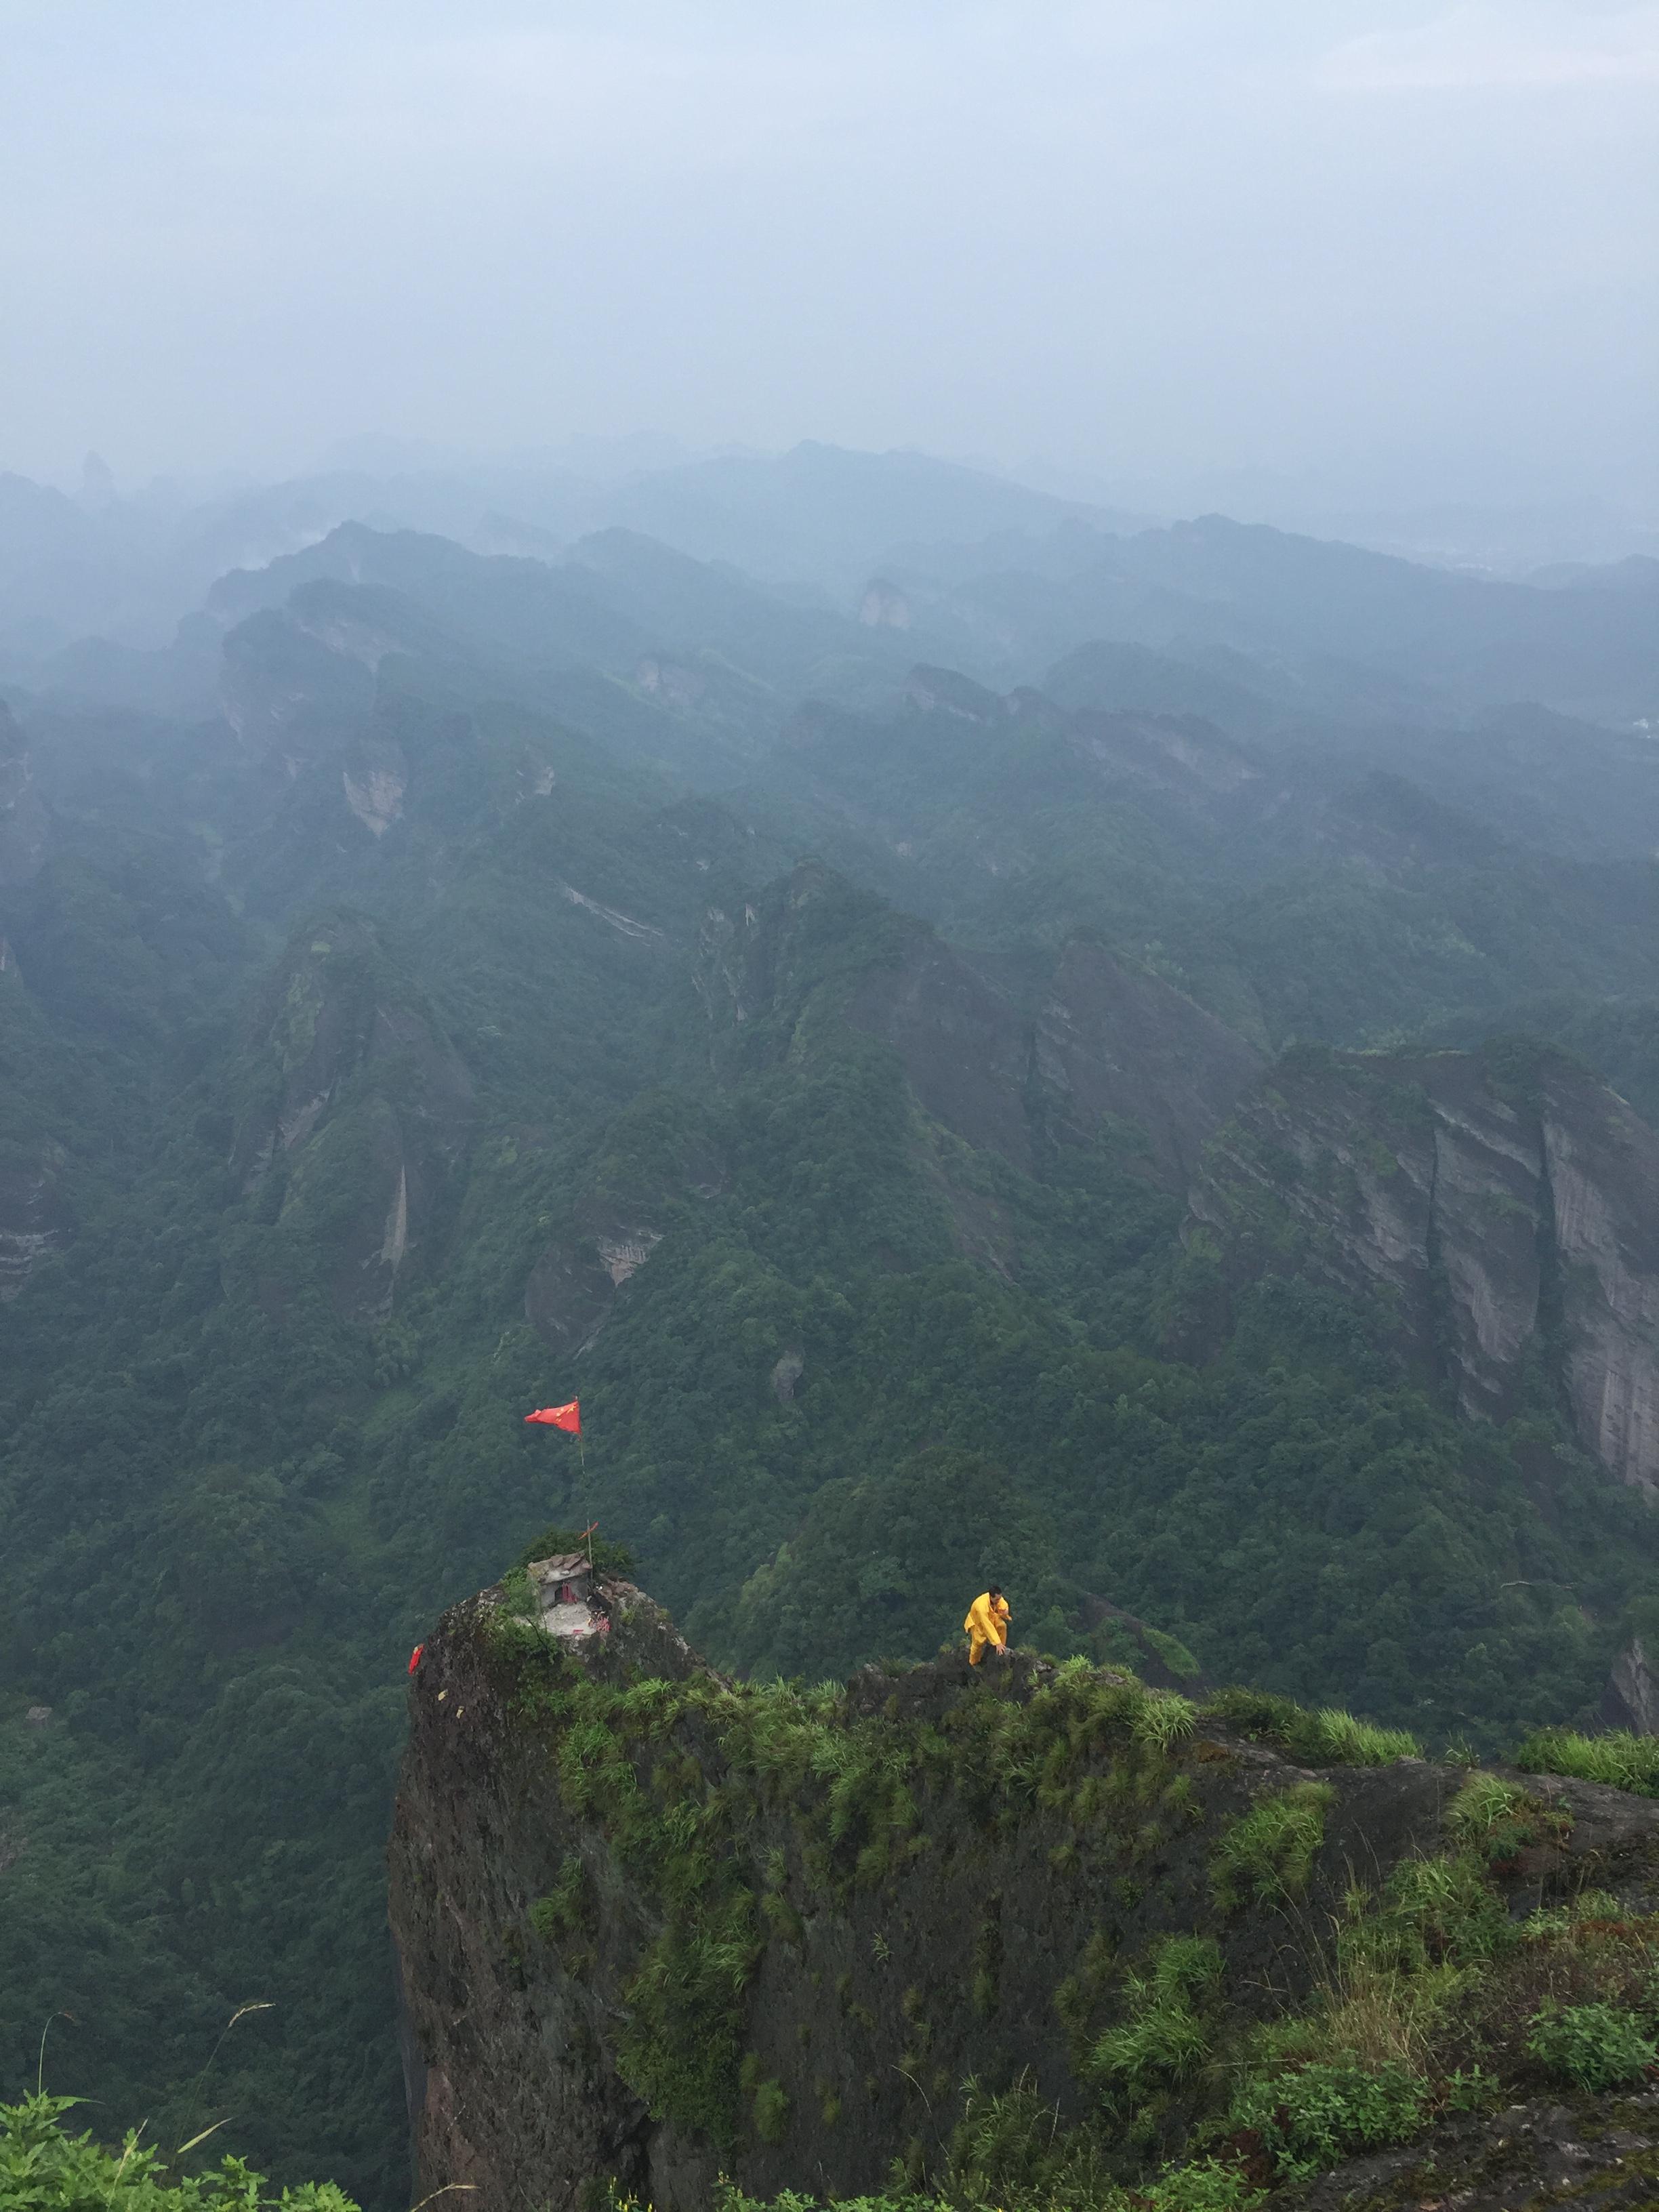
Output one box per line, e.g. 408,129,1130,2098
2,508,1658,2205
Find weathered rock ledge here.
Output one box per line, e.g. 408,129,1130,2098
388,1574,1659,2212
1272,2087,1659,2209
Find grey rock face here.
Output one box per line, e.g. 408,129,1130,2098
847,930,1038,1168
0,704,48,886
701,862,1263,1193
389,1580,1659,2212
1541,1071,1659,1500
1035,938,1266,1188
1189,1046,1659,1490
230,914,477,1324
1603,1635,1659,1736
0,1154,70,1300
1279,2088,1659,2210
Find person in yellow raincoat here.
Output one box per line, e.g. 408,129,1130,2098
964,1584,1011,1665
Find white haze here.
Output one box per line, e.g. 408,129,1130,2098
1,0,1654,515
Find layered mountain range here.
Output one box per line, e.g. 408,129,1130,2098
3,455,1659,2204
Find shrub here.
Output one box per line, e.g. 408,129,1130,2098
1143,1628,1203,1681
529,1853,586,1939
1211,1784,1334,1908
514,1523,636,1576
1231,2060,1424,2178
943,2071,1116,2210
0,2094,358,2209
1446,1772,1567,1865
497,1563,537,1619
1526,2001,1658,2090
1443,2065,1500,2112
1379,1851,1513,1967
1090,1936,1224,2100
1133,1689,1198,1752
752,2078,790,2144
616,1889,762,2144
1517,1728,1659,1798
1139,2161,1266,2211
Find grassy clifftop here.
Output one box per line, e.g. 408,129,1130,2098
388,1565,1659,2212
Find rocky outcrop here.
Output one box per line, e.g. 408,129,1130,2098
219,607,377,761
699,863,1262,1190
1069,700,1263,804
902,663,1001,721
859,579,912,630
695,865,1037,1168
1076,1594,1210,1692
1273,2090,1659,2209
636,656,708,709
897,661,1271,832
217,599,429,848
848,929,1038,1167
521,1103,724,1355
0,1150,70,1299
341,752,407,838
0,703,48,886
1603,1636,1659,1736
1189,1044,1659,1489
524,1208,666,1356
389,1576,1659,2212
1036,939,1266,1187
1541,1078,1659,1498
230,914,476,1322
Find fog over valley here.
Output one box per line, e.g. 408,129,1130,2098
4,10,1659,2212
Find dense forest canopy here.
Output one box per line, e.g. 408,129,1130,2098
3,458,1659,2205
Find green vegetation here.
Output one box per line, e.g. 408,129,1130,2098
1130,1691,1197,1753
1210,1784,1334,1908
1229,2059,1424,2179
1201,1689,1420,1767
1088,1938,1223,2102
751,2078,791,2144
1446,1770,1570,1866
7,504,1659,2211
529,1856,586,1940
0,2094,356,2210
476,1601,1659,2205
1518,1727,1659,1796
478,1624,1246,2147
1527,2001,1658,2089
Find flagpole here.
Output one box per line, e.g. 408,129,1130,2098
578,1431,591,1570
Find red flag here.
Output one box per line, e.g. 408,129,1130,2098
525,1399,580,1434
407,1643,425,1675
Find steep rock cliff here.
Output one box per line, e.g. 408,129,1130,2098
228,912,476,1322
388,1572,1659,2212
0,703,48,887
697,862,1261,1190
1034,937,1265,1187
1603,1637,1659,1736
0,1149,70,1300
1189,1044,1659,1490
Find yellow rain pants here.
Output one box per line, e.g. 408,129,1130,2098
964,1591,1011,1665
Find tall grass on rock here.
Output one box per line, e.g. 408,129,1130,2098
1210,1782,1334,1908
1517,1728,1659,1797
1201,1689,1417,1767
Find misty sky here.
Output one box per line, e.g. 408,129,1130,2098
1,1,1654,506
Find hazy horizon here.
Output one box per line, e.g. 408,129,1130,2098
3,1,1654,514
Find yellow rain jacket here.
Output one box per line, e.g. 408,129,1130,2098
964,1591,1011,1665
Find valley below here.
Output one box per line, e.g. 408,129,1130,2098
5,447,1659,2209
